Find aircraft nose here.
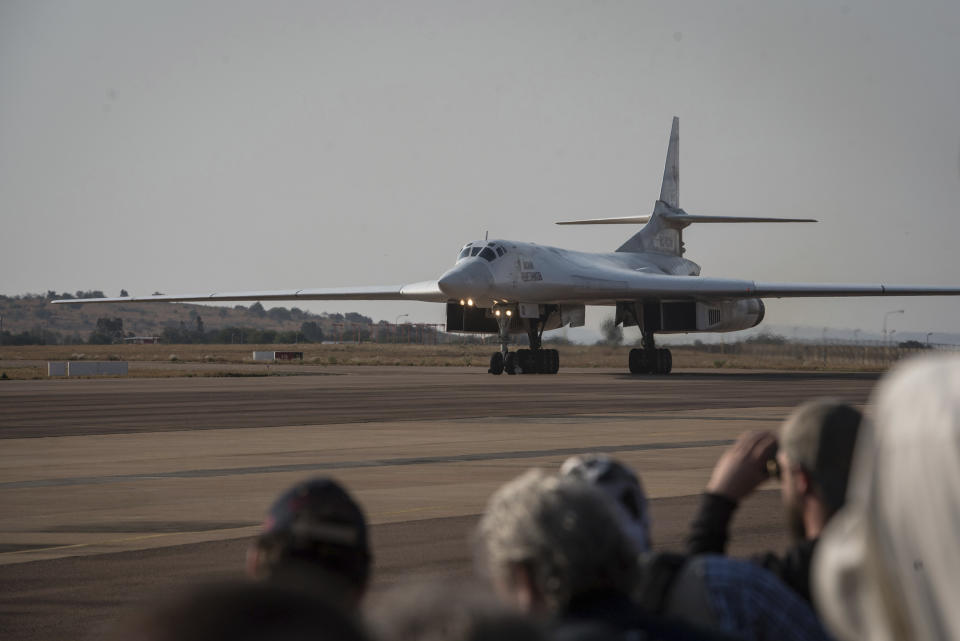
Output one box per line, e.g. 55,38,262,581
437,260,494,299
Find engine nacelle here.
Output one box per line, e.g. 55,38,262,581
623,298,765,334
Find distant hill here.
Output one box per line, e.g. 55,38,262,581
0,292,400,344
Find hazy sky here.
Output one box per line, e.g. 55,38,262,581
2,1,958,337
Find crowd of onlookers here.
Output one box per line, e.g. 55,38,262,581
116,354,960,641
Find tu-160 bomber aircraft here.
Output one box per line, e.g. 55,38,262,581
55,118,960,375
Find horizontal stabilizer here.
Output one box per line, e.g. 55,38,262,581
557,214,816,225
557,216,651,225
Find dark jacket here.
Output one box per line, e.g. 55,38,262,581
552,590,742,641
685,492,817,603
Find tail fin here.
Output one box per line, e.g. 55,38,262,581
660,116,679,208
556,117,815,256
618,116,683,255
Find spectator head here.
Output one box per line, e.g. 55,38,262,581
777,399,862,540
814,355,960,641
114,580,369,641
247,477,371,606
559,453,652,553
368,579,548,641
474,469,639,618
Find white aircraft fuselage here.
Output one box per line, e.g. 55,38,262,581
439,239,701,307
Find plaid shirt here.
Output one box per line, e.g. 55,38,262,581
696,555,832,641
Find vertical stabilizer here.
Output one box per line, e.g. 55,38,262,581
660,116,679,208
617,117,687,255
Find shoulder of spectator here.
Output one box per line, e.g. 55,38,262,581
749,539,817,604
685,493,738,555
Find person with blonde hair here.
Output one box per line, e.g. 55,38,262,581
814,355,960,641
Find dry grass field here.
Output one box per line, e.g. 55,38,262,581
0,340,945,380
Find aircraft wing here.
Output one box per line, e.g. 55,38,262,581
50,280,447,304
560,272,960,301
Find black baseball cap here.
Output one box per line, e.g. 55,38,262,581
257,477,371,592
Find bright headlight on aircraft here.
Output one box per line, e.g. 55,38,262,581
505,309,512,317
494,309,501,317
459,299,465,306
467,299,474,306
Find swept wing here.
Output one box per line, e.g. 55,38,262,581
51,281,446,305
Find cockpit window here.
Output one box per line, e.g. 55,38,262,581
470,247,482,256
458,247,471,260
479,247,496,262
496,247,505,257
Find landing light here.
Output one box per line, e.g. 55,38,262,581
505,310,512,317
467,299,474,307
459,299,465,306
494,310,501,317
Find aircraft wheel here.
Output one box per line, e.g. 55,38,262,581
505,352,519,375
489,352,504,375
656,349,673,375
547,349,560,374
629,348,651,374
517,349,534,374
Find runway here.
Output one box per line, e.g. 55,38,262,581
0,366,879,640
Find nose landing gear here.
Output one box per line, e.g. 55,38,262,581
629,331,672,375
487,313,560,375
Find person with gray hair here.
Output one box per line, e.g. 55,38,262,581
814,355,960,641
561,454,831,641
686,399,862,603
475,469,736,641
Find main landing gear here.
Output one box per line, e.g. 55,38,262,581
488,315,560,375
629,331,672,375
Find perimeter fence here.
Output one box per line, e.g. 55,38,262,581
672,340,960,370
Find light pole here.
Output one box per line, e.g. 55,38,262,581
883,309,904,345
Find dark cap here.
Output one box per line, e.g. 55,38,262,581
262,477,369,553
256,477,371,595
780,400,863,514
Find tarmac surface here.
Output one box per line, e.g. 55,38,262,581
0,365,880,640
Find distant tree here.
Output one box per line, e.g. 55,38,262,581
268,307,292,322
300,321,323,342
249,302,266,317
87,331,113,345
120,289,129,297
276,330,298,343
345,312,372,324
76,290,106,299
600,317,623,346
95,317,124,338
153,291,164,296
195,315,205,335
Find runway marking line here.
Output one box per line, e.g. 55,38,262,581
0,532,176,557
0,438,736,490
